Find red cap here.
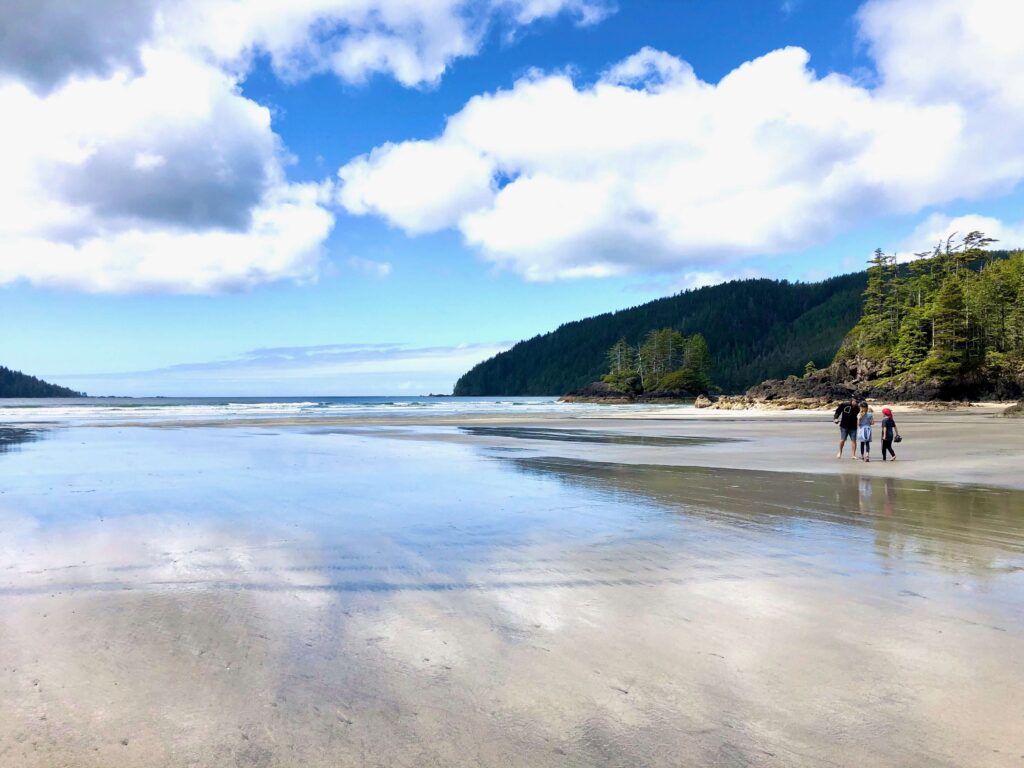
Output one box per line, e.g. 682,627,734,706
882,407,893,416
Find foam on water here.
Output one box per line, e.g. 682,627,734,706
0,395,692,425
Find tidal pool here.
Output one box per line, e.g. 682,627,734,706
0,426,1021,767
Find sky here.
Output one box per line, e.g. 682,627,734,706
1,0,1023,396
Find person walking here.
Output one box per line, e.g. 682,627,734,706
857,401,874,461
833,396,860,459
880,407,900,461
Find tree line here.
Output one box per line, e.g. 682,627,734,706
453,272,867,395
0,366,82,398
840,233,1024,384
602,329,714,394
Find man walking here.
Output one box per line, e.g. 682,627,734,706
833,396,859,459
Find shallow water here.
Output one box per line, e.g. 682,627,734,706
460,426,741,446
1,426,1022,767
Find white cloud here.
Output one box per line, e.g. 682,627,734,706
633,268,762,295
0,0,609,294
900,213,1024,260
54,342,513,396
337,0,1024,280
0,0,159,92
338,141,496,233
0,0,613,92
0,50,334,294
0,182,335,294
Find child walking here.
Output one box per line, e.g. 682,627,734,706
880,407,900,461
858,401,874,461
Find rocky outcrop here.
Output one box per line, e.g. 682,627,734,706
639,388,700,402
711,395,836,411
746,354,1023,404
560,381,635,404
560,382,700,404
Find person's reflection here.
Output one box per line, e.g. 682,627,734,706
835,474,860,510
858,476,874,515
882,477,897,518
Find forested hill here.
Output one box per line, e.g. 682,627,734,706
0,366,82,397
454,273,867,395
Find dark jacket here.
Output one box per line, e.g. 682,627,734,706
881,416,898,441
834,403,859,431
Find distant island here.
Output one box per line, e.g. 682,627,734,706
0,366,82,397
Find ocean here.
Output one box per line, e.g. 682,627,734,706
0,395,686,426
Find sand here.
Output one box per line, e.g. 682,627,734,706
0,409,1022,767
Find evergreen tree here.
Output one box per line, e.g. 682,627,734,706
893,311,929,372
606,338,636,373
0,366,83,398
923,277,968,378
683,334,713,384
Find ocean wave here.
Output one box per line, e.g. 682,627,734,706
0,395,686,427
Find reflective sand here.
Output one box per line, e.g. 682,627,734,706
1,425,1022,767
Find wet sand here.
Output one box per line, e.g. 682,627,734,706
1,415,1023,766
314,405,1024,489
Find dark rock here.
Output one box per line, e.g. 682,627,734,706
747,355,1023,404
639,388,697,401
561,381,636,403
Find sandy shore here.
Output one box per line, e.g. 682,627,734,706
104,402,1023,489
1,411,1022,766
376,404,1024,489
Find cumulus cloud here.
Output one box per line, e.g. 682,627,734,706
0,0,613,92
0,0,159,92
0,49,333,294
0,0,609,293
337,0,1024,280
901,213,1024,260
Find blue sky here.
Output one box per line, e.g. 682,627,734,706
2,0,1022,395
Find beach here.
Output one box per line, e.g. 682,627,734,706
1,400,1022,767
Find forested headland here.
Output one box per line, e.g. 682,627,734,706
749,235,1023,402
0,366,82,397
454,272,867,396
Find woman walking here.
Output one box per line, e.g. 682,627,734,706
857,401,874,461
880,407,900,461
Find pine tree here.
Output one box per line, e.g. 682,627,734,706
606,338,636,374
893,312,928,372
923,277,968,379
684,334,713,383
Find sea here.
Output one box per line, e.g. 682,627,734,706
0,395,685,426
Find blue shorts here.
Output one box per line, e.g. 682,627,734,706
840,427,856,441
